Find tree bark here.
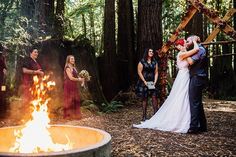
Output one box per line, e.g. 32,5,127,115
101,0,118,100
82,14,87,36
89,10,96,46
210,42,236,100
53,0,65,39
117,0,135,90
185,1,203,39
0,0,15,38
44,0,55,36
234,0,236,74
137,0,163,60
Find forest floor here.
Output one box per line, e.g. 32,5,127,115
0,98,236,156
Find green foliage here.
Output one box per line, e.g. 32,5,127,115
3,17,33,49
64,0,104,55
162,0,187,41
101,101,123,113
81,100,100,112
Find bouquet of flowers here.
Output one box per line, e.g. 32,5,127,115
79,70,91,81
79,70,91,88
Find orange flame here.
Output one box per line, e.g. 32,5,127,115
10,75,72,153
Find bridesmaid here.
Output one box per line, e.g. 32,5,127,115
63,55,84,119
21,48,44,111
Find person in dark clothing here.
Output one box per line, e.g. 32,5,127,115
186,35,208,134
135,48,159,121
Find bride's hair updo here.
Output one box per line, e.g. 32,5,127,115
174,39,185,47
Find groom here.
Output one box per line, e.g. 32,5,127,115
186,35,208,134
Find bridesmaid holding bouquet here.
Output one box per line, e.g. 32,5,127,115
63,55,84,119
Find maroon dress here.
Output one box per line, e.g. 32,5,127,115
63,66,81,119
21,57,42,101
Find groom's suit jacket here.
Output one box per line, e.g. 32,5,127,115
189,45,207,78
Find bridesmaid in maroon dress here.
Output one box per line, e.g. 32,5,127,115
21,48,44,112
64,55,84,119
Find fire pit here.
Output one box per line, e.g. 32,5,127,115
0,125,111,157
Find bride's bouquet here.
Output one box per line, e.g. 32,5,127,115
79,70,91,89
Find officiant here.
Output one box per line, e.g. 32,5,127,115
135,48,159,121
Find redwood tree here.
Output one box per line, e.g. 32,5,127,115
54,0,65,39
137,0,163,59
234,0,236,74
117,0,135,90
137,0,163,103
100,0,118,100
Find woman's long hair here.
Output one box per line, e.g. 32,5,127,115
64,55,78,79
64,55,76,69
142,48,155,61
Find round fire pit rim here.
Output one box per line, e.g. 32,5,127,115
0,124,111,157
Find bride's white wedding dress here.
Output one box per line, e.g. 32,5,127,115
133,52,190,133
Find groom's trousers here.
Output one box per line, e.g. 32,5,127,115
189,75,207,131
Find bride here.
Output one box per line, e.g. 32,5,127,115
133,37,200,133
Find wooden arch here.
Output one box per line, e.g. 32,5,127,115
158,0,236,103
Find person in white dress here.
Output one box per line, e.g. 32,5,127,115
133,37,200,133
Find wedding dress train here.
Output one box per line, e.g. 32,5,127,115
133,53,191,133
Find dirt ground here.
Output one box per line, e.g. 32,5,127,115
0,98,236,156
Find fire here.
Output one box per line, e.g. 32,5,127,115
10,75,72,153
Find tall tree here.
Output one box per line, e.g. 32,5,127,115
0,0,15,38
89,9,96,46
234,0,236,74
19,0,55,38
20,0,38,38
54,0,65,39
137,0,163,59
185,0,204,40
44,0,55,36
210,42,236,100
137,0,163,103
117,0,135,90
81,14,87,36
37,0,47,37
100,0,118,100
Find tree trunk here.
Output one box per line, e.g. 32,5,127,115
0,12,6,39
53,0,65,39
20,0,55,38
210,43,236,100
37,0,47,38
185,1,203,39
101,0,118,101
21,0,35,20
0,0,15,38
234,0,236,74
20,0,38,38
44,0,55,36
117,0,135,90
82,14,87,36
137,0,163,103
89,10,96,46
137,0,162,59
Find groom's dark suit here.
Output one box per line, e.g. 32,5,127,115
189,44,208,132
